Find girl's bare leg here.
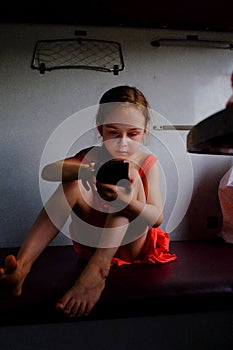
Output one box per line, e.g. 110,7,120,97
0,170,148,317
56,171,148,318
56,214,129,318
0,181,79,296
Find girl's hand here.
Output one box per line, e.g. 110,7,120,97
96,180,132,204
96,162,140,212
78,162,96,191
96,161,142,210
96,181,134,214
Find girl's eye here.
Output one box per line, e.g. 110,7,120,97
128,133,138,137
107,131,120,138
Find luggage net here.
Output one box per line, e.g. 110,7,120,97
31,38,125,75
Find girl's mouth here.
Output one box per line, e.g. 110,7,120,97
116,151,128,155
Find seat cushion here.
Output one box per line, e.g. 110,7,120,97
0,240,233,326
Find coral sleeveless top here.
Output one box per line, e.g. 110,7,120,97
72,151,177,266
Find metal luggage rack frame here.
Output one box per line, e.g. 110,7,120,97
31,37,125,75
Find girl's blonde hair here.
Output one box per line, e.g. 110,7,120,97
96,85,150,129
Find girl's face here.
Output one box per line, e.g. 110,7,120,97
99,105,146,159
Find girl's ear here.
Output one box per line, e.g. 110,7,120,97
143,129,149,145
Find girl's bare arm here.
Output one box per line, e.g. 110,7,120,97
41,157,90,182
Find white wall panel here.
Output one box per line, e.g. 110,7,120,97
0,23,233,246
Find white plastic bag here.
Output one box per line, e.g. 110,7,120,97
218,166,233,243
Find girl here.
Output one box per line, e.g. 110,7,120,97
0,85,176,317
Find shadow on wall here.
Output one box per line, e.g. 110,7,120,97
148,129,233,241
0,141,42,247
175,157,233,240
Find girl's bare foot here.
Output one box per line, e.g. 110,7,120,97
0,255,26,296
56,262,109,318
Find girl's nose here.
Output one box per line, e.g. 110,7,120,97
118,135,128,146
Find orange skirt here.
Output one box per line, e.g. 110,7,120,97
73,227,177,266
